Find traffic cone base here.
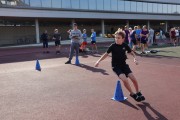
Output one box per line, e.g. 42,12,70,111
75,57,80,65
111,80,127,102
111,97,128,101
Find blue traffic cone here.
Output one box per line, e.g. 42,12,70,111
35,59,41,71
75,56,80,65
111,80,127,101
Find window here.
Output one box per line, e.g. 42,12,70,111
0,0,6,5
158,4,163,13
168,4,172,13
42,0,51,8
153,3,158,13
177,5,180,14
71,0,80,9
89,0,96,10
80,0,88,9
143,2,148,13
125,1,130,12
163,4,168,14
137,2,143,12
30,0,41,7
111,0,118,11
97,0,103,10
104,0,111,10
24,0,30,6
52,0,61,8
148,3,153,13
118,0,124,11
172,5,177,14
62,0,71,8
130,1,136,12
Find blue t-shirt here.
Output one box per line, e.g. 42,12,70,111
82,33,87,42
136,29,142,38
91,32,96,41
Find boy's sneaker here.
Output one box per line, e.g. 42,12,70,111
130,93,141,102
136,92,145,101
65,60,71,64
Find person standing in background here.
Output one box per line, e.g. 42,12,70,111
41,30,49,53
80,29,88,52
140,25,149,54
129,27,133,49
91,29,98,53
124,26,130,45
65,23,82,64
148,28,154,46
52,29,61,54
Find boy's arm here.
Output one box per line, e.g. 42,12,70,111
95,53,109,67
129,51,138,65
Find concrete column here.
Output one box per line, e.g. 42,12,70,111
126,20,129,28
165,21,168,32
101,20,105,37
71,19,75,29
35,19,40,44
147,20,150,30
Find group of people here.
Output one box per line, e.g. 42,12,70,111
40,23,98,58
40,29,61,54
122,25,155,54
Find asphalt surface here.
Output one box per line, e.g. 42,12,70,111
0,44,180,120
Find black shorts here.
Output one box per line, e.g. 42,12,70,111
132,39,137,45
55,40,61,46
137,38,141,41
141,39,147,44
112,64,132,77
91,41,96,44
43,41,48,48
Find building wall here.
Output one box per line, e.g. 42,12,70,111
0,26,36,45
1,0,180,46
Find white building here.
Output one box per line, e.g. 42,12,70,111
0,0,180,46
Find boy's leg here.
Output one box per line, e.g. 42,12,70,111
128,73,139,93
119,74,134,95
119,74,142,102
95,44,98,53
91,44,94,53
128,73,145,101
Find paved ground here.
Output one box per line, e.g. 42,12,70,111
0,43,180,120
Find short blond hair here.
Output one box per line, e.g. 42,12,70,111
114,29,126,39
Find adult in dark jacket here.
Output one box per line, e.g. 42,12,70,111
41,30,49,53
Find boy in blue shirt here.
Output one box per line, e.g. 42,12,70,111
80,29,88,52
91,29,98,53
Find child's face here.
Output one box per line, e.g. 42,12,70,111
115,34,124,44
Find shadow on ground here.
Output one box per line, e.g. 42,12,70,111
137,102,168,120
77,63,109,75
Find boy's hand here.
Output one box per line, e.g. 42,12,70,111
134,58,139,65
95,61,99,67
